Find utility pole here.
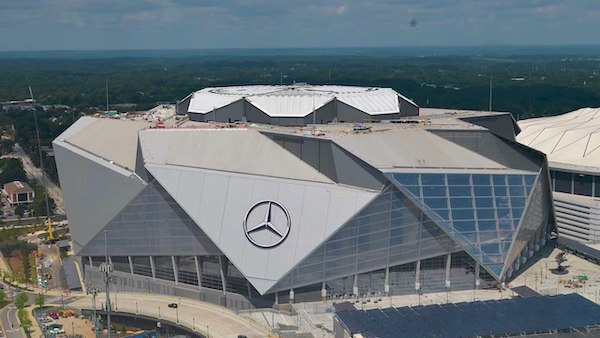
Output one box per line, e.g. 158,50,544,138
99,230,113,338
312,95,316,135
28,84,51,227
488,76,493,112
106,79,109,112
91,286,98,338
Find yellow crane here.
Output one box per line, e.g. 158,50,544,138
46,217,54,241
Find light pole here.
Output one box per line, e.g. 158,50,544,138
90,286,99,338
168,303,179,324
99,230,113,338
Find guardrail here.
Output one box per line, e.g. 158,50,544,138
83,304,210,337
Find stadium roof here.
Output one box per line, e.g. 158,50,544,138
61,113,535,185
336,294,600,337
186,85,413,117
517,107,600,173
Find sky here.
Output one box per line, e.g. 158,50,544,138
1,0,600,51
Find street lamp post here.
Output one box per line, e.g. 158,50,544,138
89,286,99,338
99,230,114,338
168,303,179,324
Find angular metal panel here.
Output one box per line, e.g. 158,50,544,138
502,168,552,277
145,163,377,294
53,141,146,253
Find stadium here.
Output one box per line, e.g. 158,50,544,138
176,84,420,125
518,107,600,243
54,85,555,309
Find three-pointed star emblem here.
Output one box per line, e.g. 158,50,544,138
246,202,284,237
243,200,291,248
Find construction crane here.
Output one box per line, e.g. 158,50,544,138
28,83,53,239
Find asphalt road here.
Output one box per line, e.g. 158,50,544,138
8,143,65,215
0,304,24,338
0,284,34,338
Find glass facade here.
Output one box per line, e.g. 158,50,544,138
391,173,537,278
270,184,455,292
154,256,175,282
131,256,152,277
79,172,547,301
79,181,220,257
176,256,199,286
504,170,552,276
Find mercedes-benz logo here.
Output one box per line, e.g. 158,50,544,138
243,200,291,248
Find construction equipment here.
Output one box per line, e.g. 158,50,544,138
46,217,54,241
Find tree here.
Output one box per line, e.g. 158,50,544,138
32,186,56,217
14,205,26,217
0,139,15,155
0,158,28,184
14,292,28,309
0,289,6,302
35,293,44,308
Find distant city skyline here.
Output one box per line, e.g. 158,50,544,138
1,0,599,51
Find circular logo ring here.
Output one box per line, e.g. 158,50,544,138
243,200,291,248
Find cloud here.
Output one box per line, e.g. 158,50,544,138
0,0,598,50
335,3,347,15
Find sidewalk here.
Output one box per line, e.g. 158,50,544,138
61,292,274,338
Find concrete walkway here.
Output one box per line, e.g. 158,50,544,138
52,292,273,338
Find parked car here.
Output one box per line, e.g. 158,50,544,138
39,317,52,323
46,323,63,330
48,312,59,320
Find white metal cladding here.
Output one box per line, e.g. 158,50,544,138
185,85,404,118
335,88,400,115
245,95,333,117
145,163,378,294
517,107,600,170
187,92,243,114
138,128,333,184
64,117,150,170
52,140,146,253
332,128,507,169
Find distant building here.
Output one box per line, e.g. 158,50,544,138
3,181,34,207
518,107,600,243
176,84,420,125
0,99,38,112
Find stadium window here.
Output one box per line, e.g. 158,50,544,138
553,171,572,194
574,174,593,196
595,176,600,198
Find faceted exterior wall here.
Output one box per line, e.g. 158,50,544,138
390,172,537,278
79,180,221,257
270,184,456,292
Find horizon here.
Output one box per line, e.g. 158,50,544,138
2,1,600,51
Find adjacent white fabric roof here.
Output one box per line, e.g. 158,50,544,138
336,88,400,114
186,85,404,117
247,95,333,117
517,107,600,171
